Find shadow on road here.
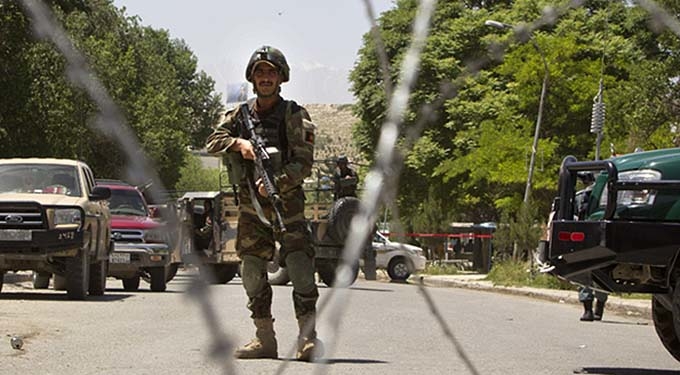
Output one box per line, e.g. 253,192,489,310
347,286,394,293
598,319,649,326
575,368,680,375
0,291,133,302
278,357,388,364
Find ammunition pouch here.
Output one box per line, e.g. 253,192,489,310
224,148,283,185
225,153,245,185
265,147,283,176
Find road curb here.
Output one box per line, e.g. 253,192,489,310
415,275,652,320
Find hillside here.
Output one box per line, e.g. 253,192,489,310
304,104,365,167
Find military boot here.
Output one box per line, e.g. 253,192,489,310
296,313,324,362
593,300,605,321
234,318,278,359
580,300,594,321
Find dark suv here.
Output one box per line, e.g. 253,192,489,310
97,179,176,292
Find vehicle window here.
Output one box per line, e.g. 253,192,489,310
374,232,387,243
0,164,82,197
83,166,95,194
108,189,149,216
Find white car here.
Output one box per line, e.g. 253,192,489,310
373,232,427,281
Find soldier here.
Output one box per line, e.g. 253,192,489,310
206,46,321,361
332,155,358,200
194,200,213,251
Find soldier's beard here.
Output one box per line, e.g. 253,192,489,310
254,85,281,98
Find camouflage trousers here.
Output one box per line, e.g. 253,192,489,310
237,185,318,319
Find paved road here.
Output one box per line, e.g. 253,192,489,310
1,270,679,375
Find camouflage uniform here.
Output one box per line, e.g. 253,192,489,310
332,161,358,200
206,97,318,320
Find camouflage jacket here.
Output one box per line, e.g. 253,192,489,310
205,97,315,193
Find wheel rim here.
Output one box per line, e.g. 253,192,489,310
393,262,409,278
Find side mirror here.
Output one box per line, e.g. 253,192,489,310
90,186,111,201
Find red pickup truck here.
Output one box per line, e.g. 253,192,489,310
96,179,176,292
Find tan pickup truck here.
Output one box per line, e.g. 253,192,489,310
0,158,112,300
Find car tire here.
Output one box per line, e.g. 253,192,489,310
88,260,108,296
327,197,361,244
122,276,140,291
32,272,51,289
212,264,238,284
66,249,90,300
0,271,4,293
268,266,290,285
149,267,167,292
166,263,179,283
316,261,359,287
53,274,67,290
387,257,412,281
654,293,680,361
267,249,290,285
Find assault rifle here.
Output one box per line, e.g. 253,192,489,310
238,103,287,233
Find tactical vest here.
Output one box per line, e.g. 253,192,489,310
251,99,289,165
225,99,292,185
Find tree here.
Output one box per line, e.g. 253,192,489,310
175,154,221,192
349,0,680,235
0,0,223,189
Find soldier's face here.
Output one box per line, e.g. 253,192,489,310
253,63,282,98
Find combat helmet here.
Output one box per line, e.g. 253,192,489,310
246,46,290,83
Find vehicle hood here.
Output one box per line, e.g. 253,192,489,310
110,214,161,230
375,240,423,253
0,192,84,206
613,148,680,179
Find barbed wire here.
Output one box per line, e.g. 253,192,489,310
14,0,680,374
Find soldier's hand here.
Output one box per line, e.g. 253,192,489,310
231,138,256,160
255,178,268,197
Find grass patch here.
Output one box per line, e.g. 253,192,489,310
614,293,651,300
486,260,574,290
422,262,460,275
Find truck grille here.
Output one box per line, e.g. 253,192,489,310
111,229,144,242
0,203,45,230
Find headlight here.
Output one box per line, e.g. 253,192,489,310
143,228,169,244
53,208,82,229
599,169,661,207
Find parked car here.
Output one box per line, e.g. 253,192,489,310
0,158,112,300
373,231,427,281
96,179,176,292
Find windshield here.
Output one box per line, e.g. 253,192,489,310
374,232,388,243
0,164,81,197
108,189,148,216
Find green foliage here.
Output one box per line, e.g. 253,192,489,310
0,0,223,188
492,200,543,261
486,260,574,290
174,154,221,192
349,0,680,235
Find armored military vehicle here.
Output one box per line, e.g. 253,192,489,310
541,148,680,361
175,168,375,286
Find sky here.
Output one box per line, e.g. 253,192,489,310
111,0,397,104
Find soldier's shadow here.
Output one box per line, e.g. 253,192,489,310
279,357,387,365
575,368,680,375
